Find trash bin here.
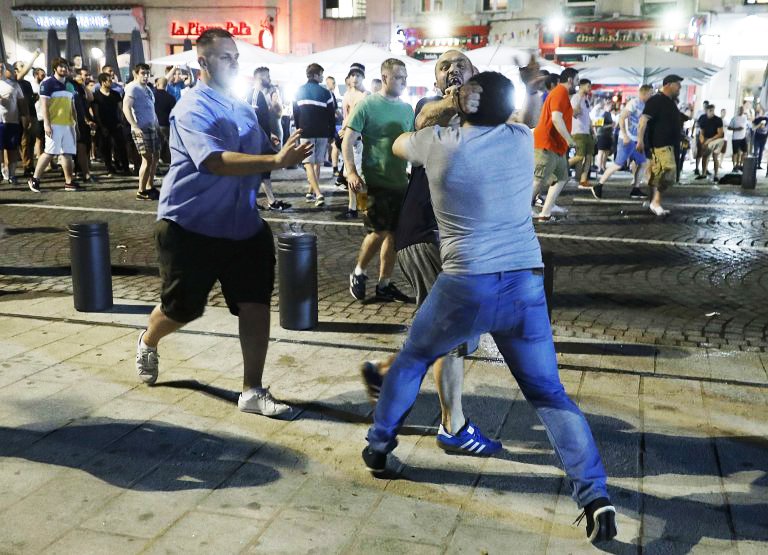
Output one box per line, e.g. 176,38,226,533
68,221,113,312
542,251,554,321
277,232,318,330
742,155,757,190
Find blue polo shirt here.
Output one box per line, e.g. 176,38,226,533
157,80,270,240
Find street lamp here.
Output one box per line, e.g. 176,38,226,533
546,15,566,34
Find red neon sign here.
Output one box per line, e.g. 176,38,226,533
171,21,253,37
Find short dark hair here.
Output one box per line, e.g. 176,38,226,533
254,66,269,76
579,78,591,86
306,63,324,78
197,28,234,51
51,57,68,70
559,67,578,83
97,72,111,85
707,104,716,110
132,63,150,74
544,74,559,90
464,71,515,126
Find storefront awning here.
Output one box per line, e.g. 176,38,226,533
12,5,144,37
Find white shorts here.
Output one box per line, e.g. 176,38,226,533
44,124,77,156
344,139,363,177
300,137,329,165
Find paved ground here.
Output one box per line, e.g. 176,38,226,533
0,162,767,553
1,163,767,351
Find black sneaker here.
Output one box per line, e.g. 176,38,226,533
64,181,83,192
590,184,603,199
28,177,41,193
694,168,700,176
350,273,368,300
574,497,617,545
361,446,387,474
335,175,348,188
269,200,291,210
375,282,413,303
360,361,384,402
694,174,707,180
629,187,647,199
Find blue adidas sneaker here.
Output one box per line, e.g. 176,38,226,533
436,420,502,456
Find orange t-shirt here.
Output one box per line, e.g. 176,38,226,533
533,84,573,156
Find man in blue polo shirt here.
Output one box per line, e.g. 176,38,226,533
134,28,312,417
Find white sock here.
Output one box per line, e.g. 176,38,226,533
241,386,266,399
354,266,366,276
540,180,567,216
261,179,276,204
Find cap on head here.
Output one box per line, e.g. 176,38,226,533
662,74,683,86
346,62,365,79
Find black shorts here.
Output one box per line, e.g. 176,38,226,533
155,219,276,323
363,186,405,233
732,138,748,153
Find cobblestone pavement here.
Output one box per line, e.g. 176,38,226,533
1,163,767,352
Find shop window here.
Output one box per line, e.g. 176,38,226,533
422,0,443,11
324,0,366,19
565,0,596,18
483,0,508,10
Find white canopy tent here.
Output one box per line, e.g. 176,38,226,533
573,44,720,86
464,45,562,74
289,42,433,86
148,38,288,73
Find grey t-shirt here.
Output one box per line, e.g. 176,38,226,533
402,123,543,275
125,82,157,129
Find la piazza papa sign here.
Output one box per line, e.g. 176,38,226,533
171,21,253,37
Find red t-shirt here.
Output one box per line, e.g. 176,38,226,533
533,84,573,156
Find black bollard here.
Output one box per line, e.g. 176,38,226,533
277,232,318,330
542,250,554,321
742,155,757,190
68,222,113,312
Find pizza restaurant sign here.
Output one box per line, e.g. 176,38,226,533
171,21,253,37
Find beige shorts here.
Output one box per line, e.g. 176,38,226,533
648,146,677,192
534,148,569,184
573,133,595,158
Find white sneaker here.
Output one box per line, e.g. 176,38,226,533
649,203,670,216
238,388,292,417
550,204,568,215
314,195,325,207
135,330,159,385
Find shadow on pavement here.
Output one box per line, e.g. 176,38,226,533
4,226,62,235
0,419,303,491
312,321,408,334
108,303,155,315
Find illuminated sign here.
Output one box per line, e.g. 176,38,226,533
33,14,110,29
171,21,253,37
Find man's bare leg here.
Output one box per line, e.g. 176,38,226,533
539,179,568,218
304,163,322,197
378,232,396,282
138,153,152,193
238,302,271,391
141,305,185,350
60,155,74,183
434,355,466,433
355,231,385,273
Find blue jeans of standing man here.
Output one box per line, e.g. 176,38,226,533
367,269,609,507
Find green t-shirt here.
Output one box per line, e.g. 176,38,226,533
346,93,414,190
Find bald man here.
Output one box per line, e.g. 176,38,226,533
359,50,499,456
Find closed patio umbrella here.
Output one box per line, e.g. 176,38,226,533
126,29,145,82
0,19,8,64
65,15,88,70
46,28,62,74
104,31,120,74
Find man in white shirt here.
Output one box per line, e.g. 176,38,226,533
569,78,595,187
727,106,749,171
0,63,29,185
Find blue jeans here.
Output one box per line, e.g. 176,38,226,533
367,269,609,507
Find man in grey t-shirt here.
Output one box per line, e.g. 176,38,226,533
123,63,161,200
363,72,617,546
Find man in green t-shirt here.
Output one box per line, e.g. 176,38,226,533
343,58,415,302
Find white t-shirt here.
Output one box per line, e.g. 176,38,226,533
729,115,749,140
0,79,25,124
571,93,591,135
